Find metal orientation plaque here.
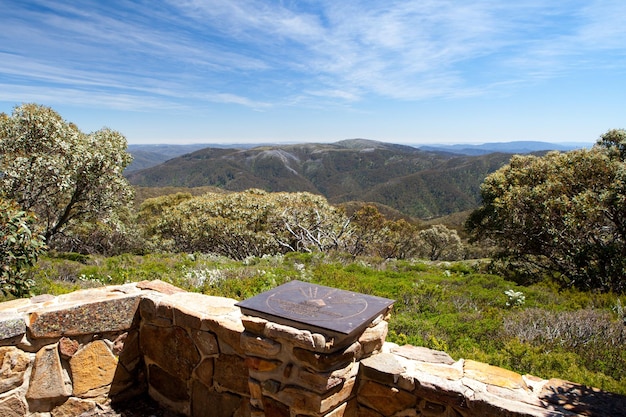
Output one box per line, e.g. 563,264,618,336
236,280,394,338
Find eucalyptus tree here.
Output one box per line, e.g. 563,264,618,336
467,129,626,292
0,197,46,296
0,104,134,248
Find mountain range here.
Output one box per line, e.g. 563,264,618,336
126,139,574,219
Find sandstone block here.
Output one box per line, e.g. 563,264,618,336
357,380,416,416
391,345,455,365
140,324,200,380
359,352,407,385
241,316,268,335
27,343,72,401
245,356,282,372
278,376,356,415
210,317,245,355
0,346,30,394
194,358,214,387
214,354,249,395
136,279,185,295
58,337,79,359
0,394,27,417
192,382,243,417
264,321,316,350
358,321,388,357
241,331,281,357
50,397,97,417
464,360,527,390
69,340,118,397
192,330,220,357
293,341,360,373
149,364,190,402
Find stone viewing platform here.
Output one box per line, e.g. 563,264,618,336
0,279,623,416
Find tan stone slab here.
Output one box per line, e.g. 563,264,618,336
357,379,416,416
28,295,141,338
411,359,463,381
0,298,31,312
0,393,27,417
0,346,30,394
391,344,455,365
140,324,200,380
359,352,407,385
214,354,249,395
136,279,186,295
70,340,118,397
278,376,357,415
50,397,97,417
27,344,72,400
464,360,527,390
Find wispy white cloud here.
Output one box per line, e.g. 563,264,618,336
1,0,625,112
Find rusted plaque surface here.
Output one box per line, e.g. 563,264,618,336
236,280,394,337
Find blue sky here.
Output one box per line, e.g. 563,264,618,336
1,1,625,145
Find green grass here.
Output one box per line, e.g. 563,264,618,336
17,251,626,395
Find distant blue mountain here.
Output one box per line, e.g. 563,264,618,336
418,141,592,156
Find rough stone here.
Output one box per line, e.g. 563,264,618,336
464,360,527,390
192,330,219,357
69,340,118,397
194,358,214,387
241,316,268,335
358,321,388,357
245,356,282,372
241,331,282,357
51,398,97,417
149,364,190,402
278,377,357,414
0,394,27,417
58,337,79,359
192,381,243,417
140,324,200,380
262,396,290,417
357,380,416,416
359,352,407,385
412,360,463,381
0,316,26,341
214,354,249,395
28,295,141,338
248,378,263,408
392,345,455,365
293,341,361,373
0,346,30,394
27,343,72,400
293,366,346,394
136,279,186,295
264,322,316,350
210,317,245,355
117,329,141,371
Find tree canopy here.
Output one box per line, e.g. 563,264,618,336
0,104,134,248
466,129,626,292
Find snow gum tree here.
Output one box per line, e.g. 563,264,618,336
0,104,133,248
466,129,626,292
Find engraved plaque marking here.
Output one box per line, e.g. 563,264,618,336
236,280,394,338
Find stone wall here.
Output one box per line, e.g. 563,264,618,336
0,281,623,417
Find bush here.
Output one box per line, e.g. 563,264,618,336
0,198,46,296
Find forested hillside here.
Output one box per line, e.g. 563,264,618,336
126,139,513,218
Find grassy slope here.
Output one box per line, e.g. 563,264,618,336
24,252,626,395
